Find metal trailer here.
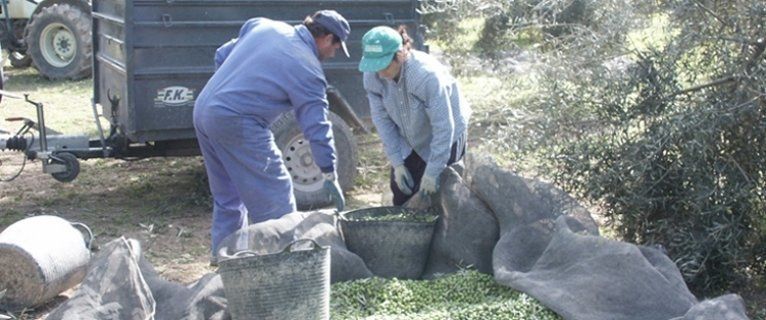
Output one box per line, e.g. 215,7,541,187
0,0,424,209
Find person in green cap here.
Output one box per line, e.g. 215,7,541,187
359,25,471,205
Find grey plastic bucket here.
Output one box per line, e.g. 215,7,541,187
340,207,437,279
0,215,93,310
218,239,330,320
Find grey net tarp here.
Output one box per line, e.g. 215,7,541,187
46,237,156,320
463,155,749,320
421,165,499,278
47,155,750,320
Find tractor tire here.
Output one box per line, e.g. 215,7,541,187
271,111,358,210
25,3,92,80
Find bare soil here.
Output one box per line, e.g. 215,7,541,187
0,154,389,319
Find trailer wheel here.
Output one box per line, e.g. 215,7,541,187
26,3,92,80
271,111,358,210
51,152,80,183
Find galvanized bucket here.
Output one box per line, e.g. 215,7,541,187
0,215,93,310
340,206,437,279
218,239,330,320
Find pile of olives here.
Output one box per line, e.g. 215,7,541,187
330,270,561,319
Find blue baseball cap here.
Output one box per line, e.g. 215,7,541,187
313,10,351,58
359,26,402,72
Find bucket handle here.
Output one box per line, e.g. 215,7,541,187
228,239,323,258
282,238,322,253
70,222,94,250
231,250,257,258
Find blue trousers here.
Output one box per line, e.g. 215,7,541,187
194,112,295,254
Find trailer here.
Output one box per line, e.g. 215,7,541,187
0,0,424,209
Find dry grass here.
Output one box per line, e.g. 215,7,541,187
1,68,95,135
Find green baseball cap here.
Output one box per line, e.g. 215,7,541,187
358,26,402,72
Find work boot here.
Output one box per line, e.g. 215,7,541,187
209,255,218,267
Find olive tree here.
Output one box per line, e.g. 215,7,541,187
523,0,766,293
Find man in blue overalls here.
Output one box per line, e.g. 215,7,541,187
193,10,349,262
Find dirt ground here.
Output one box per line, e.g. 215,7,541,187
0,152,390,279
0,156,212,278
0,122,394,319
0,153,390,319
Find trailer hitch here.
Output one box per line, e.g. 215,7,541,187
0,89,81,182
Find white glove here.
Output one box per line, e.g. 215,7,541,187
322,172,345,211
419,174,439,196
393,165,415,195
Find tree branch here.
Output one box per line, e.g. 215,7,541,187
693,0,730,27
745,38,766,75
671,76,738,97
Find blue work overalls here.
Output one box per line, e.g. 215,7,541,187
193,18,337,253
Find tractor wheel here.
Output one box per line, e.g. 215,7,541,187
26,3,92,80
271,111,358,210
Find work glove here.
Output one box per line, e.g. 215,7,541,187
393,165,415,195
323,172,345,212
419,174,439,197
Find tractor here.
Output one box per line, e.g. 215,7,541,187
0,0,91,80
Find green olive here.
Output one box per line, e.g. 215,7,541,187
330,270,561,319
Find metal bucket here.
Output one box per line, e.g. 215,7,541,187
0,215,93,310
340,206,437,279
218,239,330,320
